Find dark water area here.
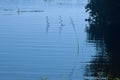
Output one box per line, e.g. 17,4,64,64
85,0,120,79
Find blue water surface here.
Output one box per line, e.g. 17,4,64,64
0,0,98,80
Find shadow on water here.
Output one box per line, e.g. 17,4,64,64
85,0,120,79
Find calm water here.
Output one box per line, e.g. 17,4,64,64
0,0,107,80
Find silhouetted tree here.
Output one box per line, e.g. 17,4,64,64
85,0,120,78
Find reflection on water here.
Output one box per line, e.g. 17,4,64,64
59,16,64,34
46,16,50,34
84,40,110,79
70,17,80,56
0,0,109,80
85,0,120,79
17,9,44,15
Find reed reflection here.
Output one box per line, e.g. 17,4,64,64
85,0,120,79
70,17,80,56
46,16,50,34
59,16,64,34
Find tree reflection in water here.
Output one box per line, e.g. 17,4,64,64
85,0,120,79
